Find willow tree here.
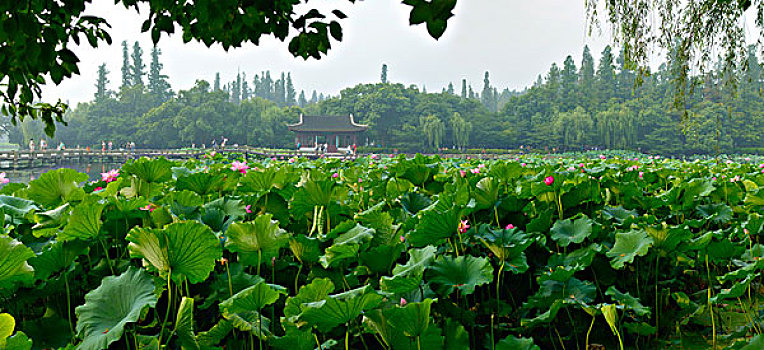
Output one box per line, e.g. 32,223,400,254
420,114,445,151
450,112,472,151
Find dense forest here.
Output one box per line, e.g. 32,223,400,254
9,41,764,155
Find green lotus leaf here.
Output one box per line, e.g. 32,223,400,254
496,335,541,350
520,300,563,328
407,200,461,247
385,178,412,200
443,318,469,350
741,335,764,350
238,167,286,195
201,197,245,232
550,214,592,247
354,202,399,246
290,179,345,219
122,157,173,184
477,225,532,267
27,168,87,207
74,267,158,350
226,214,288,267
381,246,437,293
31,203,70,234
547,243,602,270
601,304,620,340
220,281,285,337
709,275,753,303
605,286,651,316
364,308,444,350
623,322,656,336
5,331,32,350
163,190,203,220
174,297,199,350
93,177,124,198
0,196,37,223
387,298,433,338
0,236,35,290
135,335,159,350
525,278,596,309
29,239,89,280
270,322,315,350
288,235,321,265
0,312,14,347
59,199,106,241
474,177,500,210
197,320,232,347
359,244,404,274
606,229,654,269
284,278,335,318
298,285,383,332
399,192,432,215
127,221,222,284
426,255,493,296
601,206,638,226
202,263,263,310
176,172,226,197
319,224,374,268
696,203,733,224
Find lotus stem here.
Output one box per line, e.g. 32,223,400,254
585,315,595,350
496,260,505,314
706,254,716,349
416,336,421,350
345,324,350,350
655,254,660,337
493,207,500,227
99,238,115,275
295,263,303,293
64,272,74,337
258,310,263,350
490,314,495,350
158,271,172,347
226,260,233,297
257,249,262,276
315,333,322,349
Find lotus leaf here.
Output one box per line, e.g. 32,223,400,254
426,255,493,296
127,221,221,284
74,267,158,350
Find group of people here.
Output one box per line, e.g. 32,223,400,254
211,136,228,150
28,138,48,151
100,140,136,153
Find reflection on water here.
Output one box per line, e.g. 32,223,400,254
2,162,125,184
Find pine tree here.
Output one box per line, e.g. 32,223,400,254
263,71,274,101
94,63,110,101
481,71,494,111
422,85,427,94
252,74,261,98
381,64,388,84
468,85,475,99
447,82,455,95
121,41,131,88
298,90,307,107
274,72,286,106
310,90,318,104
231,73,241,104
597,45,616,101
241,73,250,101
214,73,221,91
286,72,296,106
461,79,467,99
130,41,146,86
561,55,578,111
148,46,171,101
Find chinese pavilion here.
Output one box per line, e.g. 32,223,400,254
288,114,368,153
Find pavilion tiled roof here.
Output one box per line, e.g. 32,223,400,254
288,114,368,133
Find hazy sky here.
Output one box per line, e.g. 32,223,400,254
42,1,612,105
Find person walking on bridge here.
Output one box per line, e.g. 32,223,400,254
28,139,35,151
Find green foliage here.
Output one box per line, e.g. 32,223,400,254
1,153,763,349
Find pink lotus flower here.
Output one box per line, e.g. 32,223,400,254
101,169,120,183
459,169,466,178
400,298,407,306
94,186,103,192
544,176,554,186
579,163,585,168
140,203,156,212
0,172,8,184
272,256,276,267
458,220,470,234
400,235,405,243
470,168,480,174
638,171,644,179
288,158,296,163
246,205,252,214
358,178,363,183
477,163,485,169
759,164,764,169
505,224,515,230
599,154,606,160
520,163,526,167
332,172,339,178
370,154,378,159
230,161,249,174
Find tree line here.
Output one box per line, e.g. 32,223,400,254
9,44,764,155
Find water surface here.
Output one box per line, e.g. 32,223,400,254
3,162,124,184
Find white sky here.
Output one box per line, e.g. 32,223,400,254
42,1,613,105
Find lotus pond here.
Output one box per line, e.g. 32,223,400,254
0,152,763,349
